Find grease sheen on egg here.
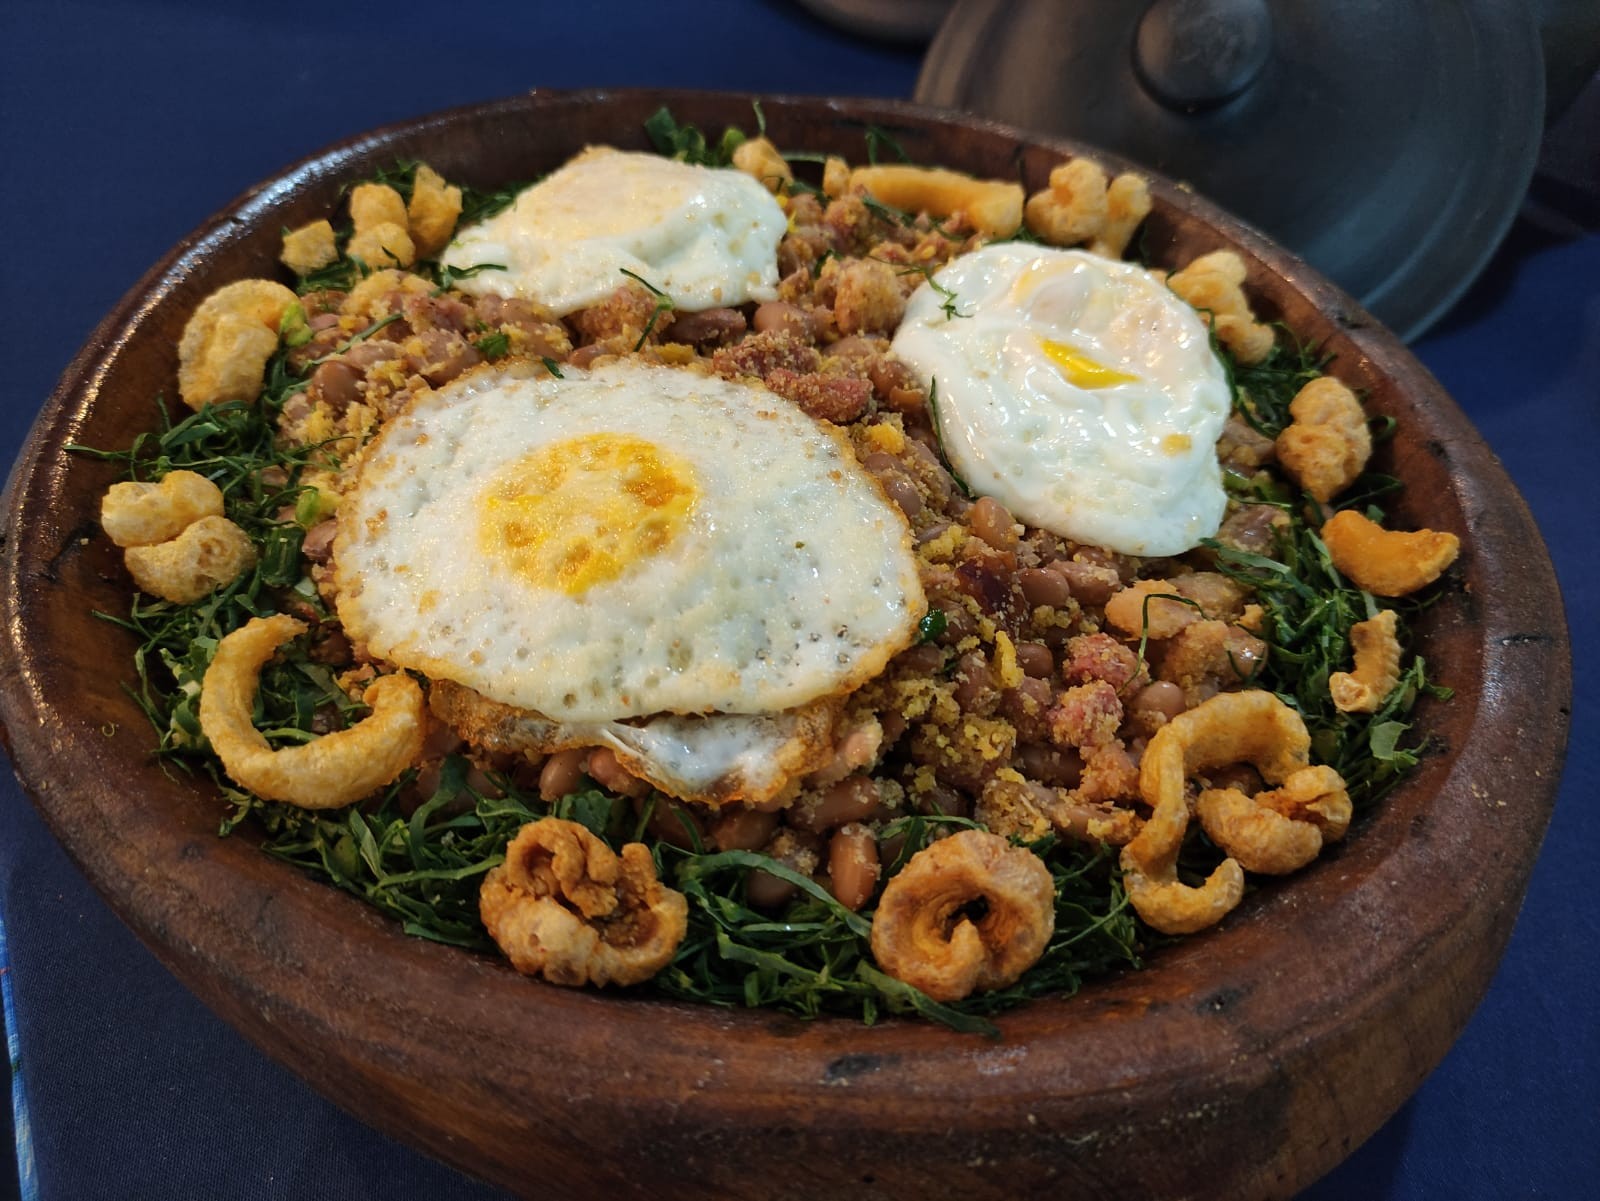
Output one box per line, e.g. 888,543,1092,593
891,244,1234,556
333,361,926,723
439,148,788,316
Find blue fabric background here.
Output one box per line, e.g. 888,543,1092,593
2,2,1595,1197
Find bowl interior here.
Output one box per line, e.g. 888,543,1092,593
0,90,1571,1201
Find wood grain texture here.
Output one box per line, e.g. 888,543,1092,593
0,91,1572,1200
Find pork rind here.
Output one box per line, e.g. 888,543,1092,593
198,614,425,809
348,182,409,230
1122,690,1332,933
1104,578,1202,640
100,470,223,548
280,219,338,276
1330,608,1403,713
1321,509,1461,597
869,828,1055,1002
347,220,415,270
479,818,688,987
406,164,463,258
1091,173,1153,259
177,279,298,410
731,136,794,194
1276,377,1372,502
123,515,256,604
1196,765,1351,875
1024,158,1153,259
1165,250,1275,364
848,164,1024,238
1025,158,1107,246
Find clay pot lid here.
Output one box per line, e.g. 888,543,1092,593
915,0,1545,340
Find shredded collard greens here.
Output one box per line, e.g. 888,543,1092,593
78,111,1447,1034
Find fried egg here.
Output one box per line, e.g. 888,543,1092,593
890,244,1232,556
333,361,926,733
439,148,787,316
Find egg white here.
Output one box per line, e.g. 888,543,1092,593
891,244,1233,556
439,148,787,317
333,360,926,724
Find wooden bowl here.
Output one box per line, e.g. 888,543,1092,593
0,90,1571,1200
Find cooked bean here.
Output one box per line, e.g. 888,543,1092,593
827,824,881,911
952,651,998,712
970,496,1018,549
1016,641,1054,679
567,344,609,369
307,359,364,415
1204,762,1265,796
1018,566,1074,608
914,783,972,820
745,868,797,909
882,474,923,518
465,764,504,800
585,747,652,799
752,301,815,341
301,518,338,565
896,644,946,675
1015,742,1083,788
538,747,588,802
792,774,883,834
642,796,706,849
1000,676,1055,742
938,604,976,645
341,339,404,371
667,307,747,347
1132,680,1187,721
709,805,780,852
747,830,823,908
1050,558,1118,606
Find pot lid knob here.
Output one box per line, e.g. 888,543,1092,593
1133,0,1273,109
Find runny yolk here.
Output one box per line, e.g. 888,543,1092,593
479,433,698,595
1038,337,1139,389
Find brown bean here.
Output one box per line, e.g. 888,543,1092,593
1132,680,1187,721
914,783,972,820
969,496,1018,549
1015,742,1083,788
307,359,364,415
567,344,609,369
1017,566,1074,608
939,604,977,644
643,797,706,849
826,335,881,362
709,805,781,852
301,518,338,565
1204,762,1264,796
1050,558,1118,606
745,868,798,909
465,765,504,800
791,775,883,834
952,651,997,713
895,644,945,676
538,747,588,802
752,300,816,341
667,307,747,346
827,824,881,912
1016,641,1055,678
747,830,823,908
586,747,652,799
881,474,923,518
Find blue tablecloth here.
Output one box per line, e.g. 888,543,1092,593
2,3,1595,1197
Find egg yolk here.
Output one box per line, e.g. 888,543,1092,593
479,433,698,594
1038,338,1139,389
